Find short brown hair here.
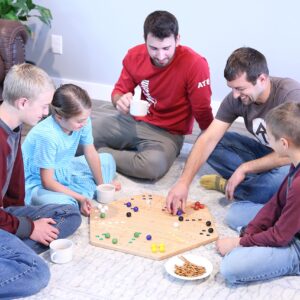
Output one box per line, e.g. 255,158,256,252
266,102,300,147
143,10,178,40
224,47,269,84
3,63,54,104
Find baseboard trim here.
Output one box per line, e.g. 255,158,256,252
52,77,113,103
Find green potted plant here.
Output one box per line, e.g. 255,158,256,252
0,0,52,30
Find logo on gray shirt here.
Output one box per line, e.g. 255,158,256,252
253,118,269,146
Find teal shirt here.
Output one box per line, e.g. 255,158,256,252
22,116,93,203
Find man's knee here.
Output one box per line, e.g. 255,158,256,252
217,132,239,146
214,132,252,153
92,116,114,148
138,153,171,180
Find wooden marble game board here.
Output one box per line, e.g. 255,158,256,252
89,194,218,260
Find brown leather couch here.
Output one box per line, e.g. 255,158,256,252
0,19,28,100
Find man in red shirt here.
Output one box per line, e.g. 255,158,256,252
92,10,213,180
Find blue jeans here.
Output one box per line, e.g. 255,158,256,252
225,201,263,230
207,132,289,204
221,201,300,284
0,204,81,299
221,238,300,284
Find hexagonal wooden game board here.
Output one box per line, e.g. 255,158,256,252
89,194,218,260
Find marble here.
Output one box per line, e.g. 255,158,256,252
24,144,300,300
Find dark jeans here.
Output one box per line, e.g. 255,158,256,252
207,132,289,203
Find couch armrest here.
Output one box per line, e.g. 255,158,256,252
0,19,29,74
0,55,4,83
0,54,4,101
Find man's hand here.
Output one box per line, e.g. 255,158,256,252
80,198,92,216
225,166,246,200
216,237,241,256
166,181,189,215
115,93,133,114
30,218,59,246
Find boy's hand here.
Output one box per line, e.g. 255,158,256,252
112,180,121,191
216,237,241,256
80,198,92,217
30,218,59,246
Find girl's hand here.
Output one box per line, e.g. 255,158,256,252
80,198,92,216
112,180,121,191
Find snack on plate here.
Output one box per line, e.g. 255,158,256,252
174,256,206,277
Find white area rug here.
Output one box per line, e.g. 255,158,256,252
24,144,300,300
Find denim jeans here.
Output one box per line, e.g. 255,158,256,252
225,201,263,230
221,201,300,284
207,132,289,204
0,204,81,299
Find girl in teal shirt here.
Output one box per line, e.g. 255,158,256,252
22,84,120,216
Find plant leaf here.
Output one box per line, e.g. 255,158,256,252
35,5,52,26
0,0,52,27
26,0,35,10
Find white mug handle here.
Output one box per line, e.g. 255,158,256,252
50,250,72,264
51,251,59,263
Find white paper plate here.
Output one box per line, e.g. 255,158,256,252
165,254,213,281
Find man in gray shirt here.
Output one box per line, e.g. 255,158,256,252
166,47,300,216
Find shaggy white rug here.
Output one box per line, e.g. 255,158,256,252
24,143,300,300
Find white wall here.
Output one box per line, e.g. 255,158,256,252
26,0,300,113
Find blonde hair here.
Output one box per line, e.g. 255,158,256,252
266,102,300,147
2,63,55,105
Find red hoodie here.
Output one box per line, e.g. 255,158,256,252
241,164,300,247
0,120,34,237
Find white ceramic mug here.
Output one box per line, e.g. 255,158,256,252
130,99,149,116
50,239,73,264
96,183,115,204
